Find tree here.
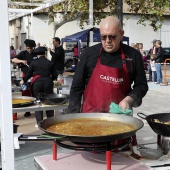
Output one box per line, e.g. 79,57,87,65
48,0,170,34
125,0,170,31
48,0,118,37
9,0,170,35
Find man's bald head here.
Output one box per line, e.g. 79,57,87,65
100,16,124,53
100,16,122,31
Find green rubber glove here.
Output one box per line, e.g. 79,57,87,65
109,102,132,116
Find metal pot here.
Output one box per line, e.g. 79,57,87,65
137,112,170,137
157,135,170,155
38,113,144,144
38,93,69,105
12,96,36,108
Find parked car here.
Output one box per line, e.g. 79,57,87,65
162,47,170,62
64,50,74,71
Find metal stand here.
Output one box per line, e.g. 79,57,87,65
53,141,57,160
53,138,133,170
106,142,111,170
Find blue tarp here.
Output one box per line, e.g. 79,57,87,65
61,27,129,45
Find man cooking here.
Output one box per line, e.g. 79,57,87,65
67,16,148,148
12,39,37,117
20,46,57,126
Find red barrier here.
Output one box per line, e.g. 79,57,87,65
162,59,170,86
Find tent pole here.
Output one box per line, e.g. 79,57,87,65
0,0,15,169
89,0,93,46
30,12,34,39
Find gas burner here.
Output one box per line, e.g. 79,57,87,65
55,137,133,152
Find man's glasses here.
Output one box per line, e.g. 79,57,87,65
100,35,117,41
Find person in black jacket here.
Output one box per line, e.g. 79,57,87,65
68,16,148,114
49,37,65,78
20,47,57,126
12,39,37,76
154,40,164,84
12,39,37,117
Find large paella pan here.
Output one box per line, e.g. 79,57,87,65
12,96,36,108
39,113,144,144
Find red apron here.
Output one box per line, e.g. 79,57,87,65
82,47,137,145
30,75,41,96
22,73,41,97
82,47,131,113
30,75,41,86
21,73,31,97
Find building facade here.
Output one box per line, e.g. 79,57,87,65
9,13,170,52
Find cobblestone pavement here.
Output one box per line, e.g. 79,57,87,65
1,69,170,170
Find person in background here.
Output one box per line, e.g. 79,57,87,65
12,39,37,117
49,37,65,79
73,44,79,70
138,43,143,55
135,43,139,50
20,47,57,126
147,39,157,82
43,44,47,48
67,16,148,156
36,42,41,48
142,51,148,72
10,46,16,59
10,46,17,69
130,43,136,49
150,54,157,83
154,40,163,84
16,45,22,55
131,43,139,50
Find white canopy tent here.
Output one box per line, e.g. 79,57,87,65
0,0,93,169
8,0,65,21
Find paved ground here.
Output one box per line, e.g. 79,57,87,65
1,67,170,170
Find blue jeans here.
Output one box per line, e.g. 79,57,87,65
152,71,157,82
148,64,152,81
155,64,162,83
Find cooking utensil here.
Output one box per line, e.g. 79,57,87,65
25,63,29,67
38,113,144,144
151,164,170,168
12,96,36,108
38,93,69,105
137,112,170,136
